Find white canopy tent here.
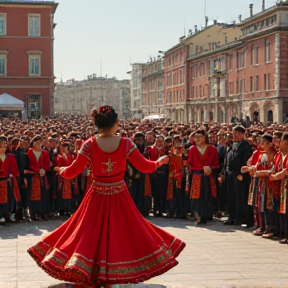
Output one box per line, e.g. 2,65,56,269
143,114,164,120
0,93,24,110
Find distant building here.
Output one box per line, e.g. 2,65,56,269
142,57,164,117
127,63,146,119
164,20,241,123
0,0,58,118
54,76,131,119
186,1,288,124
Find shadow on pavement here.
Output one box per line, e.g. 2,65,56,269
148,216,255,234
0,218,68,239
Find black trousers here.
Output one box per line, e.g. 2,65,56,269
151,173,168,214
226,172,253,224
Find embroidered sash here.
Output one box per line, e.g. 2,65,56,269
190,174,217,199
248,177,258,206
167,174,173,200
0,180,7,204
62,179,72,199
190,174,201,199
248,178,254,206
144,174,152,196
266,186,274,210
73,177,79,195
12,177,20,202
280,178,288,214
30,175,41,201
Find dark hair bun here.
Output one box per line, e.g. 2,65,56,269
91,105,118,129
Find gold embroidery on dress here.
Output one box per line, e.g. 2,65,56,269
101,158,116,174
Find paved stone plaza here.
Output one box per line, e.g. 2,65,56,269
0,217,288,288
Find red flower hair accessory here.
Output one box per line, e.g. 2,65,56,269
90,108,98,119
98,106,112,117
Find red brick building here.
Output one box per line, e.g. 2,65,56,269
142,57,164,116
164,22,240,123
164,42,188,123
186,2,288,124
0,0,58,118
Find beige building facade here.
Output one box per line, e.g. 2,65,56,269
54,77,130,119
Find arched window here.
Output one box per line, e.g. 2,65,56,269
268,110,273,122
253,111,259,123
209,111,213,121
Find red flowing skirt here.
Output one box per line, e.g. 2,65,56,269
27,181,185,286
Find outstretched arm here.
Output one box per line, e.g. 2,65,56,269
127,149,168,173
56,154,89,179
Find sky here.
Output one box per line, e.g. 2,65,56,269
53,0,276,82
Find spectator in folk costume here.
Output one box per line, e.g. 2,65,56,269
270,133,288,243
26,135,50,221
11,137,31,222
0,136,20,224
146,134,168,217
128,131,150,217
243,145,263,233
145,130,156,148
17,136,32,221
167,135,187,219
54,140,77,217
45,137,59,218
188,129,219,225
242,134,277,237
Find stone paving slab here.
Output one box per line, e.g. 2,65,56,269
1,217,288,287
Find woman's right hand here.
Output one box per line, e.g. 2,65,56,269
157,155,169,166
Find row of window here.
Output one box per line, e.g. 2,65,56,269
0,54,41,76
165,90,185,103
190,40,271,79
228,74,271,94
142,93,164,105
166,69,185,86
0,14,41,36
189,74,272,98
191,85,206,98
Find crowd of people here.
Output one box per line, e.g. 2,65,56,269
1,113,288,245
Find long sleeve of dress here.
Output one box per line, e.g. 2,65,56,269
126,139,158,173
60,155,89,179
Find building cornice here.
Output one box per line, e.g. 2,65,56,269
26,50,43,55
0,1,58,14
241,26,288,40
238,4,288,27
187,41,243,62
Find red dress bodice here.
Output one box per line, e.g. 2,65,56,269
61,136,158,183
90,137,127,183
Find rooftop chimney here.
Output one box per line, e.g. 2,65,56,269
194,25,198,33
213,19,217,25
205,16,209,27
262,0,265,11
249,4,253,17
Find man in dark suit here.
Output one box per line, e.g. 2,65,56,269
224,125,253,226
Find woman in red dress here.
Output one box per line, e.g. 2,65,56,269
27,106,185,287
